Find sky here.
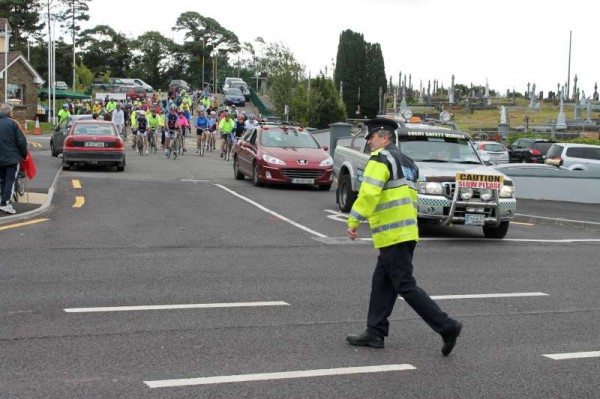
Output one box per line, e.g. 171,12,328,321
84,0,600,97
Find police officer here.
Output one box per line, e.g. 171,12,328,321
345,118,462,356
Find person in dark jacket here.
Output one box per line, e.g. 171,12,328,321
0,103,28,214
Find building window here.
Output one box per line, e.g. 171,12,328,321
7,83,24,105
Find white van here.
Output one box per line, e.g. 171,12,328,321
545,143,600,172
223,77,243,93
120,78,154,93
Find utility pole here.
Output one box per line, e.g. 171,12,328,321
566,30,572,102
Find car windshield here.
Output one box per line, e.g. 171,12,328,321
533,142,554,154
399,137,480,163
261,129,319,149
481,143,506,152
227,88,243,95
73,124,116,136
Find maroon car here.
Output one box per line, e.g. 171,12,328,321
62,120,126,171
232,124,333,190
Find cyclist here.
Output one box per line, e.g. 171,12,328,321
233,114,246,142
194,109,211,153
164,106,180,156
112,103,125,140
146,108,161,152
208,111,218,151
218,113,235,158
135,110,149,154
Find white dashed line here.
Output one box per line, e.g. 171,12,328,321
400,292,549,300
144,364,416,388
543,351,600,360
64,301,289,313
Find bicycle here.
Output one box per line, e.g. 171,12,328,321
147,128,158,154
176,129,185,156
198,129,211,157
0,170,26,203
135,131,145,156
223,134,233,161
167,130,179,160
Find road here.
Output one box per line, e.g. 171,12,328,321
1,138,600,398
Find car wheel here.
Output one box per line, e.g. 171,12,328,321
252,162,263,186
337,174,356,213
50,141,58,157
483,221,510,239
233,156,245,180
318,184,332,191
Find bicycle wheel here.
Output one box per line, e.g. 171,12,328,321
200,135,205,157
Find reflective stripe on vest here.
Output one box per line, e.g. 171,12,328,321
371,218,417,234
363,175,385,188
375,197,413,211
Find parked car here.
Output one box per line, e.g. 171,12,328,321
232,124,334,190
61,120,126,171
545,143,600,172
50,114,94,156
229,81,251,100
508,138,555,163
114,85,147,101
168,79,190,93
225,88,246,106
474,140,509,165
55,81,68,90
120,78,154,93
91,78,128,91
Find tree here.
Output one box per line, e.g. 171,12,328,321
79,25,131,77
306,75,346,128
0,0,45,50
360,43,387,118
74,61,92,90
172,11,240,88
55,0,91,88
334,30,366,118
130,31,178,89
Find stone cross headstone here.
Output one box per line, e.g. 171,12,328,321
400,87,407,112
556,90,567,130
500,106,507,124
572,75,578,101
485,79,491,105
528,83,538,108
593,82,599,101
449,74,455,104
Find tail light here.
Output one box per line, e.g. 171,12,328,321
530,149,541,155
479,144,486,150
64,137,73,148
114,138,124,149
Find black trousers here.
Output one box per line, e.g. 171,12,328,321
0,163,19,206
366,241,456,337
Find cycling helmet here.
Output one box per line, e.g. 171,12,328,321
137,110,146,116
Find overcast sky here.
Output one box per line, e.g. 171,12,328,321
85,0,599,97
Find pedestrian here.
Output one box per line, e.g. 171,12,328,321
345,118,462,356
0,103,28,214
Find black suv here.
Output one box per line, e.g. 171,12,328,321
508,138,555,163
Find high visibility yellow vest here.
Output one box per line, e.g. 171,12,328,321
347,145,419,248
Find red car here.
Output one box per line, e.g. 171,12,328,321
62,120,126,171
114,85,147,101
232,124,334,190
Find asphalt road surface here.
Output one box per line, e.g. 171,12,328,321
1,141,599,398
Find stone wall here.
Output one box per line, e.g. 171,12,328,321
0,58,39,120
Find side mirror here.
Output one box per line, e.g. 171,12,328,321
322,146,329,151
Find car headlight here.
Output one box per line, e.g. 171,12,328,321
319,157,333,167
499,185,514,198
479,188,493,201
418,182,444,195
460,187,474,200
262,154,286,165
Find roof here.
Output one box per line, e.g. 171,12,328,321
0,52,44,85
38,88,91,99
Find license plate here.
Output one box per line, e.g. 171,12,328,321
85,142,104,147
291,178,314,184
465,213,485,226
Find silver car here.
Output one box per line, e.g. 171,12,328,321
474,141,509,165
545,143,600,172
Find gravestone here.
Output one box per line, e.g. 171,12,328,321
556,92,567,130
498,105,509,137
448,74,455,104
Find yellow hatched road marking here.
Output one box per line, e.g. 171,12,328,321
72,179,81,189
29,142,42,148
73,196,85,208
0,218,49,231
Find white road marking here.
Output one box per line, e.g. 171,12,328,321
64,301,289,313
399,292,549,301
215,184,328,238
144,364,416,388
543,351,600,360
180,179,211,183
318,237,600,243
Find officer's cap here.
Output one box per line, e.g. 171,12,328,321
365,118,398,140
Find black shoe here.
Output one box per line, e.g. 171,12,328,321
346,331,384,349
441,322,462,356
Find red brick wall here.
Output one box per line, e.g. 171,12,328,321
0,58,39,120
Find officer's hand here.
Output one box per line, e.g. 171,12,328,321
347,227,358,240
